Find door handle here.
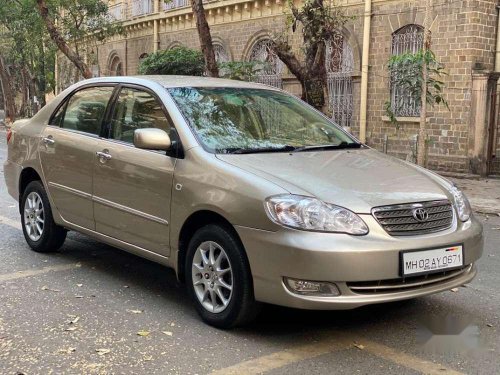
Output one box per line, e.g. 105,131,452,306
42,136,55,145
96,150,112,161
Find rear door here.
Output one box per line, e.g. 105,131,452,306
39,85,115,230
92,86,176,256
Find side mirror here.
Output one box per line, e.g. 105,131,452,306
134,128,171,151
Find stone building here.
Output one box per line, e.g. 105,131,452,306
56,0,500,176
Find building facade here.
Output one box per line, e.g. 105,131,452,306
57,0,500,175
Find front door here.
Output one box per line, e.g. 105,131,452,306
39,85,115,229
92,86,175,256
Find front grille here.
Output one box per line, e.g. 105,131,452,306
347,265,471,295
372,200,453,236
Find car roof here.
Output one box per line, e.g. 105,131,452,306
76,75,280,90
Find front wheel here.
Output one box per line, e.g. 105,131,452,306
21,180,67,253
185,224,260,328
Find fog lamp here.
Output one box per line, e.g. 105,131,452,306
284,277,340,296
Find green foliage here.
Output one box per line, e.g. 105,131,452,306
0,0,57,113
271,0,352,109
0,0,123,114
385,49,449,125
285,0,352,50
218,61,263,81
53,0,124,45
138,47,205,76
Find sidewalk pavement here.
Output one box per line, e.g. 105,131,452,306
448,177,500,215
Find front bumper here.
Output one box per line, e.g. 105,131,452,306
235,214,483,310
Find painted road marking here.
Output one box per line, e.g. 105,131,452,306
357,337,464,375
211,334,464,375
0,263,82,282
211,335,350,375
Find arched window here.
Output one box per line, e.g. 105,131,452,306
247,39,283,89
108,54,123,76
326,33,354,128
391,25,424,117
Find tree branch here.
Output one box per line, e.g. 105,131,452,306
270,39,305,82
35,0,92,79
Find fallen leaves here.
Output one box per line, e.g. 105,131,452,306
162,331,173,337
68,316,80,325
41,286,60,292
353,343,365,350
486,323,494,328
64,326,78,332
58,347,76,354
95,348,111,356
126,309,143,314
450,288,459,292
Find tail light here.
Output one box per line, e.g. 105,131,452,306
6,127,12,143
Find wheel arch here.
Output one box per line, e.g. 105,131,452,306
177,210,248,282
18,167,42,212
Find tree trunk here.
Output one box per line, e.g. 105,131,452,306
191,0,219,77
0,55,16,122
35,0,93,79
37,41,47,108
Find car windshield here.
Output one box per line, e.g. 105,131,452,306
167,87,360,153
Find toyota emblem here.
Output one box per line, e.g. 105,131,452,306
412,207,429,222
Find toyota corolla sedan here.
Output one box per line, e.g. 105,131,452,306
4,76,483,328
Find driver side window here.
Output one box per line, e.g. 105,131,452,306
110,88,172,144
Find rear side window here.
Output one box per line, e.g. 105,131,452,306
59,87,114,136
109,88,172,144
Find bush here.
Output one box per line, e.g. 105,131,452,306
138,46,205,76
218,61,264,81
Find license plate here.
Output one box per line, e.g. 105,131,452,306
401,245,464,276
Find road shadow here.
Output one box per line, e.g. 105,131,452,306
48,231,483,346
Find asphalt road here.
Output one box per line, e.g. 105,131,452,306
0,128,499,375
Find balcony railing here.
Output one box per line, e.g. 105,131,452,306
131,0,154,16
109,3,124,20
163,0,190,11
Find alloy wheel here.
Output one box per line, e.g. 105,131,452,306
23,192,45,241
191,241,233,313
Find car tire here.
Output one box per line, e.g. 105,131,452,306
185,224,260,328
20,180,67,253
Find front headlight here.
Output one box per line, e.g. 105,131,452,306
264,194,369,235
449,185,471,222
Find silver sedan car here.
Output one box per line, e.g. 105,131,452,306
4,76,483,328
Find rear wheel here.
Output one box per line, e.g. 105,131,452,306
21,180,67,253
185,224,260,328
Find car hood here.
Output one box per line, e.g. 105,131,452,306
216,148,451,213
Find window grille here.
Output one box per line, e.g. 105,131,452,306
248,39,284,89
390,25,424,117
326,33,354,128
131,0,154,17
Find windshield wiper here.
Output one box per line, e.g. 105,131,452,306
223,145,297,154
294,142,363,152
